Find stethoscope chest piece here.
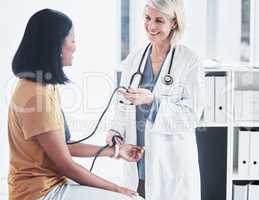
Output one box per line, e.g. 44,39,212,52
163,74,174,85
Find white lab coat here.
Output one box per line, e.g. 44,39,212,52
109,44,205,200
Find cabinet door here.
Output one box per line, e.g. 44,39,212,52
196,127,227,200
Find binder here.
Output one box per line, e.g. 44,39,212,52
249,131,259,178
234,91,248,121
248,182,259,200
233,183,248,200
234,91,259,121
215,76,227,122
238,130,250,177
252,92,259,120
204,76,215,122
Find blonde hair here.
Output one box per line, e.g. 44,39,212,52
146,0,186,45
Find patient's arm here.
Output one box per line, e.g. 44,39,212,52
67,141,143,162
34,130,138,197
67,142,113,157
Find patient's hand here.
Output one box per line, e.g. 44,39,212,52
116,185,139,197
118,144,144,162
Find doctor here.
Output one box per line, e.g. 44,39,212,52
106,0,205,199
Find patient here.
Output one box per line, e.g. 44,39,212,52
8,9,144,200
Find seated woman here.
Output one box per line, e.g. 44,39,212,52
8,9,144,200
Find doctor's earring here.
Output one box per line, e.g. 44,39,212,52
171,19,178,31
171,24,178,31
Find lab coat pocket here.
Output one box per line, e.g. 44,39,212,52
147,131,199,175
159,84,184,101
149,102,191,134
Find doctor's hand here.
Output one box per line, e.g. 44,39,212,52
119,88,154,105
118,144,144,162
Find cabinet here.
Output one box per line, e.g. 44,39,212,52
199,67,259,200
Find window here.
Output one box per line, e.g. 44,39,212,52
241,0,250,62
121,0,130,60
252,0,259,66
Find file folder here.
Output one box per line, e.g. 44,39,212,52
234,91,249,121
238,130,250,177
249,131,259,178
215,76,227,122
234,91,259,121
204,76,215,122
248,182,259,200
233,183,248,200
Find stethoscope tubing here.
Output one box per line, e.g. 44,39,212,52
129,43,176,88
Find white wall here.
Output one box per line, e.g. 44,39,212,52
215,0,242,64
129,0,148,51
182,0,207,58
0,1,123,199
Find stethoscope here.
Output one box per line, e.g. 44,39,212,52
66,43,176,171
128,42,176,89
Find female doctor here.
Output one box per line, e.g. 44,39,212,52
106,0,205,199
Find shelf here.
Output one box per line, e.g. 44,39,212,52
231,67,259,72
233,121,259,127
204,67,231,72
205,66,259,72
198,121,228,127
232,172,259,181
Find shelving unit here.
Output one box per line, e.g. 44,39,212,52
198,122,228,127
200,66,259,200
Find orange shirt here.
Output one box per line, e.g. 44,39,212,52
8,79,67,200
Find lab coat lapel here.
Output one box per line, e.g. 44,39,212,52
129,44,151,83
123,44,151,144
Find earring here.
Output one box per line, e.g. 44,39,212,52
172,24,178,30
